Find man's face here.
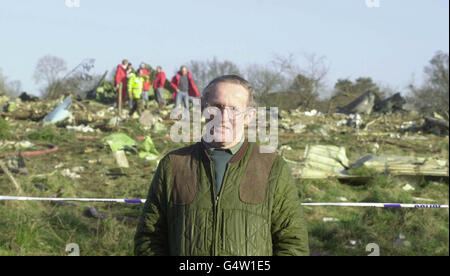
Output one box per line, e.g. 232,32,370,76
157,68,162,73
203,82,254,148
181,67,188,75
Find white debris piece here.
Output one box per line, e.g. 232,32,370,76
304,109,320,116
402,184,415,191
323,217,339,222
61,168,81,179
346,114,363,128
291,123,306,134
66,124,95,133
349,240,361,246
72,166,85,173
336,119,348,127
17,141,35,149
400,121,418,129
371,143,380,153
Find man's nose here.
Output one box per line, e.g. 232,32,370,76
221,108,232,123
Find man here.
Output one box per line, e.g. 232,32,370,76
170,66,200,117
140,63,152,109
115,59,128,108
153,66,166,107
134,75,309,256
127,68,145,116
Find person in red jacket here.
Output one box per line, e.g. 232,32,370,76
153,66,166,107
170,66,199,119
115,59,129,108
140,63,152,109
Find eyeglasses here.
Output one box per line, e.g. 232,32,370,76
204,103,247,119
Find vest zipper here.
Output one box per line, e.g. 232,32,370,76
212,163,232,257
210,161,218,256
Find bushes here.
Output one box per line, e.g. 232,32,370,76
25,127,75,143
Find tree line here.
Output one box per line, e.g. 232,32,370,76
1,51,448,118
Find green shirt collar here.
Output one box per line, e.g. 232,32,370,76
202,138,245,155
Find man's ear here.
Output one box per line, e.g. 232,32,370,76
244,107,257,127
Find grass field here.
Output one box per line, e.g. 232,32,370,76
0,103,448,256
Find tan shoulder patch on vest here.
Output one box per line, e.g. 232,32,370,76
239,144,278,204
169,144,199,205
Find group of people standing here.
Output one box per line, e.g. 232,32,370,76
114,59,200,117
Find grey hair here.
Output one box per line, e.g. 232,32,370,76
201,75,256,108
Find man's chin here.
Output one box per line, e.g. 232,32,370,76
205,132,243,149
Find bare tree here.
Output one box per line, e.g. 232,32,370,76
273,53,330,96
270,53,330,110
33,55,67,97
245,64,287,101
408,51,449,118
0,69,22,97
187,57,241,93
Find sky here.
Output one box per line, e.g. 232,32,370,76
0,0,448,97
